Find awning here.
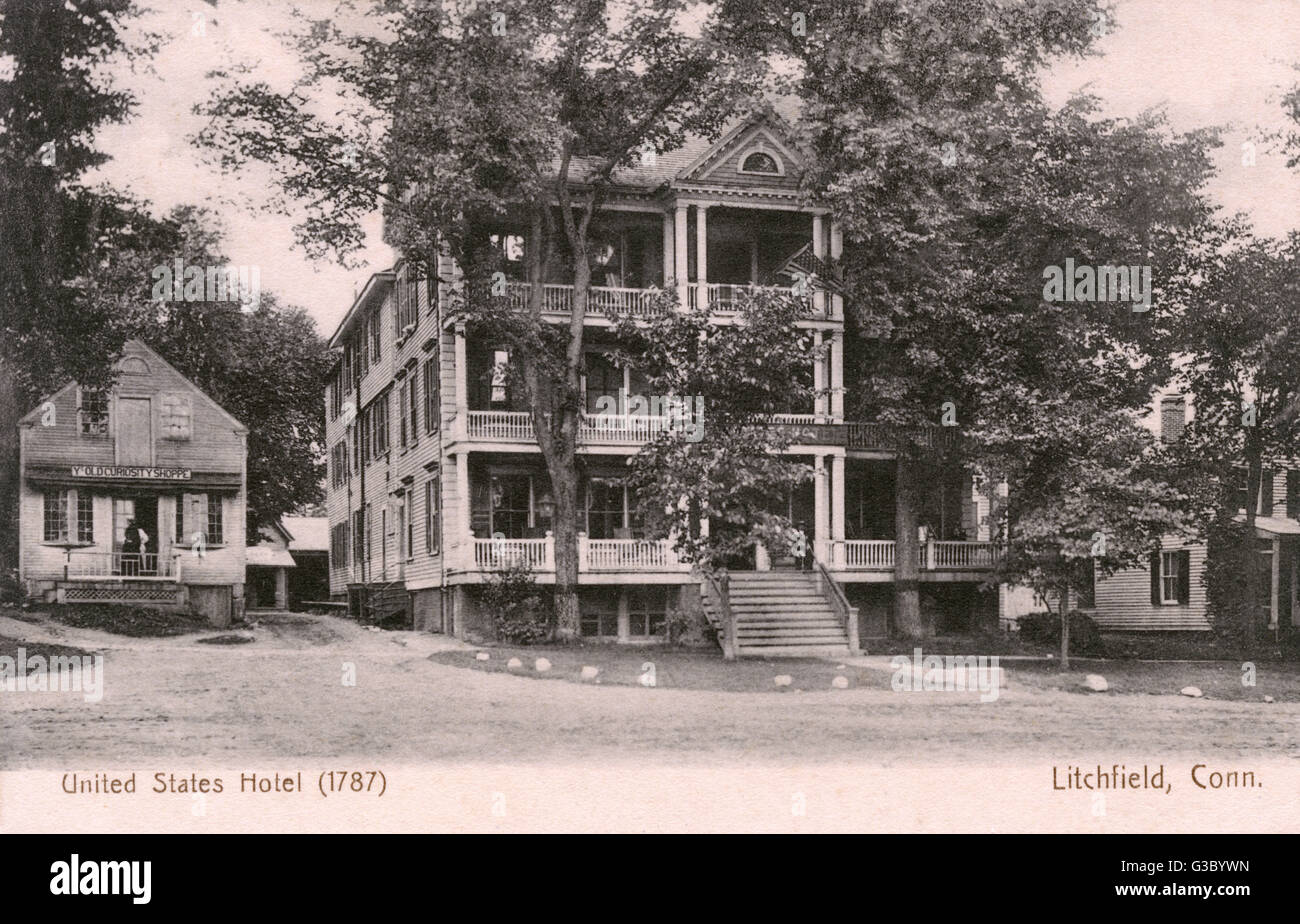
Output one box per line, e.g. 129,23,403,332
246,547,297,568
1240,515,1300,536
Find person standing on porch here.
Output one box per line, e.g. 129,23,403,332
122,518,145,576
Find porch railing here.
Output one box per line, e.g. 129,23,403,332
465,410,677,444
831,540,999,571
65,551,181,582
465,535,687,573
686,283,814,314
502,281,668,318
815,559,860,654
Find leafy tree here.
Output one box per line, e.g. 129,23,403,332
1164,227,1300,654
0,0,155,577
761,0,1219,637
610,290,819,570
195,0,760,637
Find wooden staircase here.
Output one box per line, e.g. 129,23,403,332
704,571,854,658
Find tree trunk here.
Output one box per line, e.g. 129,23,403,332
0,354,20,589
1240,453,1261,657
550,455,581,640
1059,586,1070,671
893,453,925,638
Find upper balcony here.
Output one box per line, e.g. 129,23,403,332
460,203,842,325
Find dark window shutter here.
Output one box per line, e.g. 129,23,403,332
1150,550,1162,605
1287,471,1300,519
1177,550,1191,604
1261,469,1274,515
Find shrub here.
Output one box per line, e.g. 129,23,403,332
1017,610,1105,657
481,562,552,644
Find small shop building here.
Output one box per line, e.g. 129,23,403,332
17,340,248,625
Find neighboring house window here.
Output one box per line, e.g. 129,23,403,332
78,388,108,436
329,371,342,420
425,477,440,555
160,393,192,440
76,493,94,543
1151,549,1191,605
1287,470,1300,519
628,587,668,637
740,150,780,174
43,490,69,542
330,441,350,487
408,371,419,447
358,327,370,376
423,357,439,434
369,307,382,363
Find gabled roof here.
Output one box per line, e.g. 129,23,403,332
18,339,247,433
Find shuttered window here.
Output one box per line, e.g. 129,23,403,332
1151,549,1191,605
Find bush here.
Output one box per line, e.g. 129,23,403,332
1017,610,1105,657
481,562,552,644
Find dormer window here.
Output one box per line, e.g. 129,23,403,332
740,150,781,175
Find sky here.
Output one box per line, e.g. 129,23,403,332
89,0,1300,342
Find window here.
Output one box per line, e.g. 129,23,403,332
331,441,350,487
329,369,343,420
586,478,627,539
330,522,349,570
404,500,414,562
352,509,366,566
358,328,369,377
581,590,619,638
43,490,69,542
76,492,94,543
740,150,780,174
363,392,389,461
398,380,409,449
395,264,421,337
1287,470,1300,520
369,308,381,362
425,477,441,554
628,587,668,637
1152,549,1190,606
491,474,535,539
364,504,373,564
584,353,622,414
423,358,439,434
380,507,388,573
176,493,222,545
160,393,192,440
77,388,108,436
490,350,510,409
408,372,419,447
1260,469,1275,516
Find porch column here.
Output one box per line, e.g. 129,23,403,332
1291,552,1299,628
829,219,844,320
275,566,287,610
674,204,689,307
831,455,846,567
695,204,709,290
1271,536,1281,629
454,323,469,440
812,330,825,419
829,331,844,420
813,455,829,565
662,210,674,289
456,451,471,571
812,213,826,317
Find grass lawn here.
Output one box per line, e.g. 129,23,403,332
1005,658,1300,701
44,603,209,638
429,644,886,693
869,633,1051,657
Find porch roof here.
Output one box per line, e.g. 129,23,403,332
1245,515,1300,536
246,547,297,568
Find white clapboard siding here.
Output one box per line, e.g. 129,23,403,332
1092,540,1211,631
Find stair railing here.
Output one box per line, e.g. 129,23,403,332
704,571,737,661
814,560,860,654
